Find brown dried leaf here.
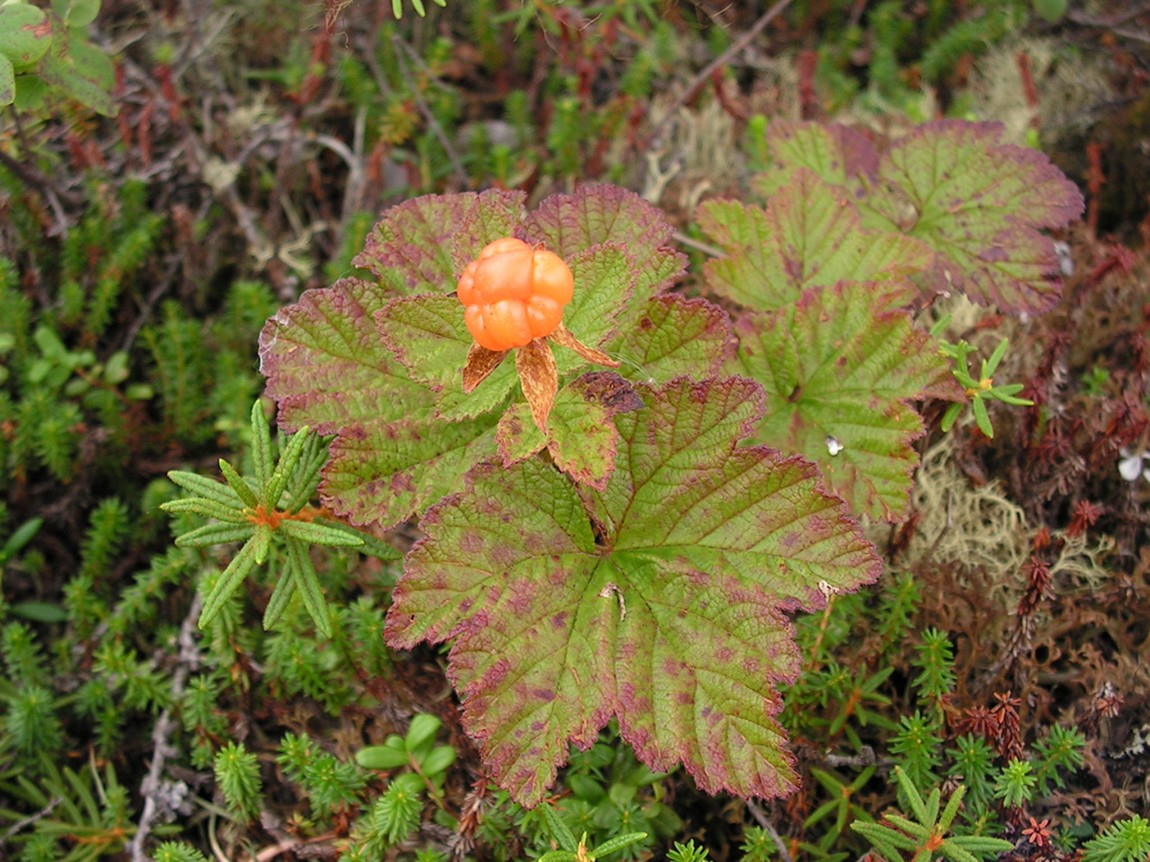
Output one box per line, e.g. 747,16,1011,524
548,321,620,367
515,339,558,433
463,343,508,393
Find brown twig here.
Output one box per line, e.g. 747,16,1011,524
746,800,794,862
392,35,470,188
644,0,796,149
128,594,203,862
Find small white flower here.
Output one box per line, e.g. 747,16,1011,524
825,435,844,456
1118,447,1150,482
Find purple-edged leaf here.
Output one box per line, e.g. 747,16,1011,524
387,378,880,805
525,183,674,267
525,183,688,332
387,458,612,803
377,295,470,391
612,295,734,383
322,413,500,529
354,189,526,294
546,372,640,490
858,121,1084,313
259,278,430,433
733,281,959,521
699,172,933,311
753,122,879,198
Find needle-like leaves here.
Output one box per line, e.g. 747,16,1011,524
161,402,388,637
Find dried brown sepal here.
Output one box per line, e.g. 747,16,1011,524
463,343,508,393
547,321,620,367
515,338,558,434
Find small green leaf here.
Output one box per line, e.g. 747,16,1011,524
103,351,129,384
161,497,249,523
218,458,259,509
173,522,254,548
199,537,260,627
36,31,116,116
285,536,332,638
0,53,16,106
404,714,442,756
971,396,993,438
62,0,101,27
10,601,68,623
940,402,963,433
251,401,273,486
251,521,272,565
166,471,245,509
0,4,51,69
262,569,295,630
356,737,409,770
982,338,1009,377
264,426,311,509
420,744,456,777
590,833,650,859
277,518,364,547
540,803,579,852
3,517,43,556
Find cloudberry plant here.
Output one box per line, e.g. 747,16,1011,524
256,123,1082,807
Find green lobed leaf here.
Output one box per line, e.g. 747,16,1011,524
386,378,880,805
353,189,526,294
733,281,959,520
377,293,475,395
752,121,879,198
321,412,501,529
698,171,933,311
857,120,1084,313
610,295,734,384
525,183,687,342
259,277,431,434
555,243,635,367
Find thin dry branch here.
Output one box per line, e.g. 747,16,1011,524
128,594,203,862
